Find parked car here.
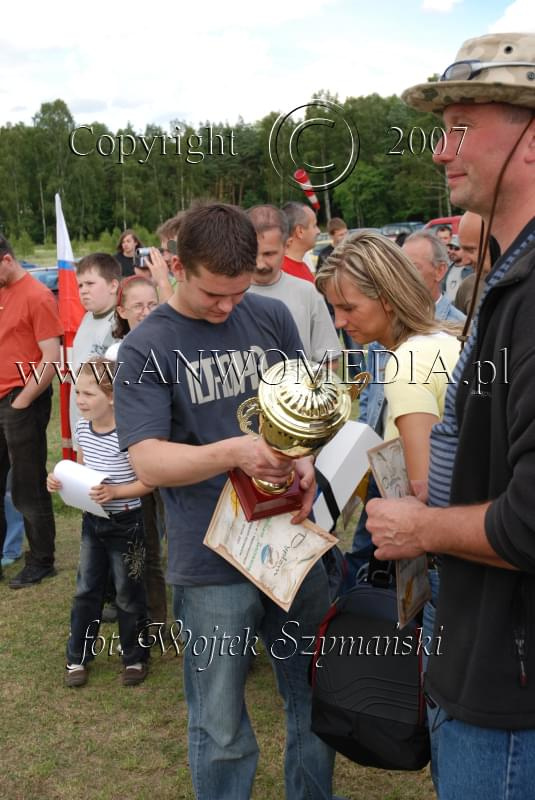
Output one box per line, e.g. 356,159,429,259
26,265,59,296
309,233,332,269
424,215,462,234
380,222,424,240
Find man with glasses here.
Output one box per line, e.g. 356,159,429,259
0,236,63,586
365,33,535,798
445,233,462,265
444,217,476,301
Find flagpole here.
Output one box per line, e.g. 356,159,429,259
55,193,84,460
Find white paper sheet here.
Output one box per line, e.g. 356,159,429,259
367,438,431,627
204,481,337,611
54,459,110,518
313,421,382,531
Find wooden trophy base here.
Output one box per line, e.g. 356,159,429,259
228,468,303,521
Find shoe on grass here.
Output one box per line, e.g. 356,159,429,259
121,662,148,686
65,664,88,688
2,554,22,567
9,564,57,589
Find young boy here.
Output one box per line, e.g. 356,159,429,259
70,253,121,448
48,359,151,687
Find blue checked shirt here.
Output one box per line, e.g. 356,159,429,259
428,232,535,508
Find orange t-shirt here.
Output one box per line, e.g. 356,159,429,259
0,272,63,399
282,255,315,283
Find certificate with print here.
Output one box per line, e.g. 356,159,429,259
204,480,337,611
367,438,431,627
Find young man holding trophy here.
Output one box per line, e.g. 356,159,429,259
114,203,338,800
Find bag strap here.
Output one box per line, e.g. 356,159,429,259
315,467,340,533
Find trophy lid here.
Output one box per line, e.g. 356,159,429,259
258,360,353,441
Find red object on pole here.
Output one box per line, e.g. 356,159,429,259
294,168,321,211
60,335,76,461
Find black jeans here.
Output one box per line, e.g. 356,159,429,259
141,490,167,624
67,508,149,666
0,387,56,568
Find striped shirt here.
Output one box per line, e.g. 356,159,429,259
428,232,535,508
75,418,141,513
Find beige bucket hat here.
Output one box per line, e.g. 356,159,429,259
402,32,535,112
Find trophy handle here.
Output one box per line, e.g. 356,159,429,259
349,370,372,401
237,397,261,435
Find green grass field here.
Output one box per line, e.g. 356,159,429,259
1,394,436,800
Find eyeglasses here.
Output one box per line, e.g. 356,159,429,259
441,59,535,82
447,244,460,251
125,301,158,313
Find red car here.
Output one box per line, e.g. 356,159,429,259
424,216,462,234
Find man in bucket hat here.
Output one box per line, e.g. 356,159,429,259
366,33,535,799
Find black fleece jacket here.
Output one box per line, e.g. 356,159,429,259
426,218,535,728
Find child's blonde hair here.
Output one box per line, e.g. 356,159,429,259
78,358,116,398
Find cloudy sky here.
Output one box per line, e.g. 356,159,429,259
1,0,533,133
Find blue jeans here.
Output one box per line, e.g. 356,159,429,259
3,482,24,560
422,567,440,792
67,509,148,667
176,562,334,800
438,718,535,799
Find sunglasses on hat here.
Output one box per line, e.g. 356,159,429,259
441,59,535,81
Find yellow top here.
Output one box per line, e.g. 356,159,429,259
383,332,461,441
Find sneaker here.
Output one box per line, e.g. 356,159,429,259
9,564,57,589
121,662,148,687
1,554,22,567
65,663,88,688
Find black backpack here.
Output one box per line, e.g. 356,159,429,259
310,556,430,771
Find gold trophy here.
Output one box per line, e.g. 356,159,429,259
228,359,370,520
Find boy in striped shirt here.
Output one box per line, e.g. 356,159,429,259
48,359,152,687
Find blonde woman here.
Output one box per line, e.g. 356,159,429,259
316,230,461,483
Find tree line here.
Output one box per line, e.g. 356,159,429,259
0,93,458,248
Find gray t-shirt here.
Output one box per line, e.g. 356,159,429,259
115,294,302,586
248,271,341,363
70,309,119,443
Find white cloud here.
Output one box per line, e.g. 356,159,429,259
421,0,462,12
489,0,535,32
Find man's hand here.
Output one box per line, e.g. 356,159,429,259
89,483,118,504
290,456,316,524
235,435,295,485
366,495,428,560
145,247,168,282
10,395,30,410
145,248,174,300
